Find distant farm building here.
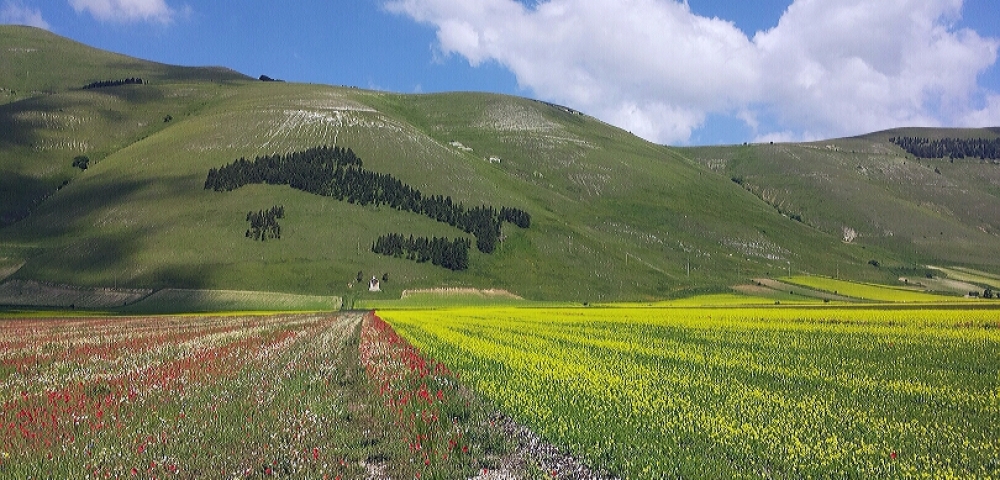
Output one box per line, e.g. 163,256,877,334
369,276,381,292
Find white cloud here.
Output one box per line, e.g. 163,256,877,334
754,0,997,138
1,1,50,29
961,94,1000,127
387,0,999,144
753,130,820,145
68,0,178,24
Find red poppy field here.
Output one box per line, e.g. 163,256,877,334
0,312,512,479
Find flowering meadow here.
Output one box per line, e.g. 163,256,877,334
382,306,1000,479
1,312,506,479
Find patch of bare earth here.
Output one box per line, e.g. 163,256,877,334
472,412,620,480
732,283,780,296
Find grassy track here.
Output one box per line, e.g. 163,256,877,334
383,305,1000,479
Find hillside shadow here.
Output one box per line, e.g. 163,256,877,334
0,90,136,148
5,176,212,291
89,84,166,105
0,172,53,227
0,100,41,147
12,177,148,237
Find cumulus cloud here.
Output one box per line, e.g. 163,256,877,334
68,0,179,24
387,0,999,144
1,1,50,29
961,94,1000,127
754,0,997,139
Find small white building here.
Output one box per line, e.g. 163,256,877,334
369,276,381,292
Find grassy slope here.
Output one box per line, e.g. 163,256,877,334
0,25,245,103
1,26,994,302
681,129,1000,270
0,25,249,225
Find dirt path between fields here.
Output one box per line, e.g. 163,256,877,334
357,311,617,479
471,413,621,480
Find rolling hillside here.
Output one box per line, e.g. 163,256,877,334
681,128,1000,268
1,25,998,304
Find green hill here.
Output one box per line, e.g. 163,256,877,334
0,26,248,226
0,25,245,104
1,26,998,304
681,128,1000,268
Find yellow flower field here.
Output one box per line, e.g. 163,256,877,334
381,305,1000,479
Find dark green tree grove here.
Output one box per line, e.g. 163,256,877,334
82,78,145,89
891,136,1000,160
372,233,470,271
246,205,284,241
206,146,531,261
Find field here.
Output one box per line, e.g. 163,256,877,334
4,27,1000,479
383,304,1000,479
0,312,517,479
781,275,964,302
4,301,999,479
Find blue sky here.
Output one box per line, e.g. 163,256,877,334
3,0,999,145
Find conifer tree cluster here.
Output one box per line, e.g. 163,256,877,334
205,146,362,192
500,206,531,229
372,234,470,271
246,205,284,241
82,78,145,90
891,136,1000,160
205,146,531,264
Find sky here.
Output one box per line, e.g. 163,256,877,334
2,0,999,146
